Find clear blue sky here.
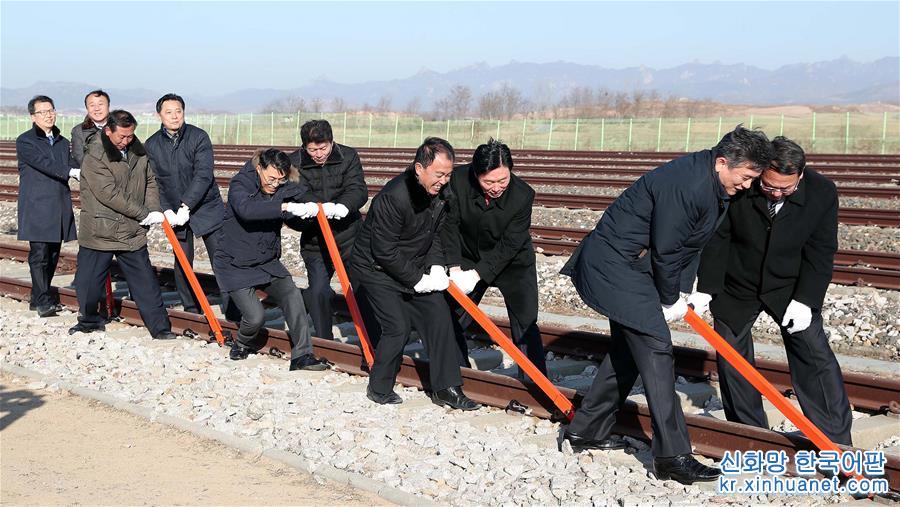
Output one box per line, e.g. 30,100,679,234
2,1,897,95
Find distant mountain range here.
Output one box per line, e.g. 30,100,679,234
3,56,897,113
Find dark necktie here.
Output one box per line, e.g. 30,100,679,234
47,134,54,147
768,200,777,220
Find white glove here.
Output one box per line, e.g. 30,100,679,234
285,202,318,219
428,265,450,291
331,203,349,219
662,298,688,322
450,269,480,294
687,292,713,316
69,168,80,181
163,209,178,225
322,202,337,218
413,274,433,293
175,204,190,226
781,299,812,334
139,211,165,226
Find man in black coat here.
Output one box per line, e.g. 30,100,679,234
689,137,852,445
145,94,226,315
349,138,478,411
288,120,367,341
214,149,328,371
442,139,546,375
560,126,773,484
16,95,79,317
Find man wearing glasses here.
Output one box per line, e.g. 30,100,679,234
288,120,366,341
215,148,328,371
16,95,78,317
690,136,852,446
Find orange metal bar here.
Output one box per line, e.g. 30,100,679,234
161,220,225,346
315,204,374,367
684,307,866,483
447,281,575,421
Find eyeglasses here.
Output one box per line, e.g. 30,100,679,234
31,109,56,117
759,180,800,195
263,175,287,186
305,143,332,155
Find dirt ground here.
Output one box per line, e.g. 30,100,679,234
0,373,391,506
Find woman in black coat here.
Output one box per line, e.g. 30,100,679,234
441,139,546,375
288,120,367,341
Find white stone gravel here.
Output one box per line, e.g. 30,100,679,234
0,297,848,505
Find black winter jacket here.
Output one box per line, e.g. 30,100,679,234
441,164,535,284
145,123,224,238
350,170,446,293
213,160,307,292
288,143,367,256
16,124,77,242
696,170,838,330
561,150,729,337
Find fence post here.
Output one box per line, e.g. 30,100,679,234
685,117,692,152
656,117,662,152
627,118,633,151
844,111,850,154
249,113,254,145
294,111,301,146
222,115,227,145
236,114,241,144
749,114,754,130
445,119,450,141
495,119,500,141
420,118,424,143
521,118,527,149
342,111,348,145
270,111,275,145
547,118,554,150
779,114,784,136
393,115,399,148
470,119,475,148
599,118,605,151
573,118,580,150
811,112,816,152
716,116,723,143
367,114,373,148
882,111,888,155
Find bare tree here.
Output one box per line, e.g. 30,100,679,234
376,95,393,113
330,97,347,113
261,95,307,113
309,97,324,113
478,83,528,120
405,97,422,115
448,85,472,118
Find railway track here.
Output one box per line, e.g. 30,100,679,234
0,184,897,289
0,249,897,493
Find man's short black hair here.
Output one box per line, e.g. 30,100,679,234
156,93,185,113
713,125,773,172
413,137,455,170
471,138,513,176
258,148,293,174
300,120,334,145
770,136,806,176
84,89,110,106
27,95,54,114
106,110,138,132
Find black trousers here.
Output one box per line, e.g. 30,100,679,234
714,310,853,445
173,228,220,313
567,319,692,458
450,269,547,375
28,241,61,308
227,276,313,361
74,246,171,336
355,280,463,395
301,250,340,340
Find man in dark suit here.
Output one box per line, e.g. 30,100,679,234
689,136,852,445
560,126,773,485
441,139,546,375
16,95,79,317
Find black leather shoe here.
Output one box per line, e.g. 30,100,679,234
153,331,178,340
653,454,721,484
366,385,403,405
562,432,628,452
68,322,105,335
229,341,252,360
431,386,480,411
289,354,329,371
36,305,59,318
